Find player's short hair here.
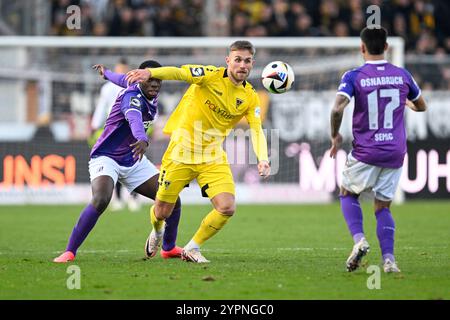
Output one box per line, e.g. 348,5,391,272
360,27,388,55
229,40,255,56
139,60,162,69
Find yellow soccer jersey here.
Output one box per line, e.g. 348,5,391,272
149,65,268,164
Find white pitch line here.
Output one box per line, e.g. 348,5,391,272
0,246,447,256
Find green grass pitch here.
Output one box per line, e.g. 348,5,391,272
0,202,449,299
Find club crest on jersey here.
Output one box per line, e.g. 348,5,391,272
130,97,141,109
190,67,205,77
236,98,244,108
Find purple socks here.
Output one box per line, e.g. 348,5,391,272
162,205,181,251
66,202,181,255
340,195,365,243
340,195,396,261
66,204,100,255
375,208,396,262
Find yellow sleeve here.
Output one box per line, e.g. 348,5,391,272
246,93,269,162
149,65,218,85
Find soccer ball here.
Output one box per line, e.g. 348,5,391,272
261,61,295,94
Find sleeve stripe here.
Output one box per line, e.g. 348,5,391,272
125,108,142,116
337,91,352,101
410,90,421,102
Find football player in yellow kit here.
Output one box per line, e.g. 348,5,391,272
126,41,271,263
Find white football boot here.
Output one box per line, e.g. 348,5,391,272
346,238,370,272
383,258,401,273
181,248,210,263
144,228,164,258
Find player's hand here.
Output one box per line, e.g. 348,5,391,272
130,140,148,161
258,160,271,179
92,64,106,78
329,133,343,158
405,99,418,111
126,69,151,84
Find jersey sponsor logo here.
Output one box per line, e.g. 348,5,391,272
190,67,205,77
130,97,141,108
236,98,244,108
204,99,235,119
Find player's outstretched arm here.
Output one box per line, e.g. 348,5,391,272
329,94,350,158
92,64,128,88
126,65,213,84
406,96,427,112
92,64,106,78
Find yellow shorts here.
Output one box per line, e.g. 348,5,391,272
156,158,235,204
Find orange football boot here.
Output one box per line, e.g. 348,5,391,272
53,251,75,263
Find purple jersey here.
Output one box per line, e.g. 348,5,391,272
337,60,421,168
90,83,158,166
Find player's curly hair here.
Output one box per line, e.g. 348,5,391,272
229,40,255,56
138,60,162,69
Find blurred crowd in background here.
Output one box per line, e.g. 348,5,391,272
47,0,450,55
0,0,449,91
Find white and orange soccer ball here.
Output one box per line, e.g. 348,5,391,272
261,61,295,94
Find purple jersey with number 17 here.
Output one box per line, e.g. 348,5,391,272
337,60,421,169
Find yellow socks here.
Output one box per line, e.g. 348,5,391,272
192,209,231,246
150,205,164,233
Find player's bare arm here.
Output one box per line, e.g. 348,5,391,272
126,68,152,83
329,94,350,158
406,96,427,112
130,140,149,161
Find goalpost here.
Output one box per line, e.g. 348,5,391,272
0,36,405,204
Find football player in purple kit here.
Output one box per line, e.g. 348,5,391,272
53,60,182,263
329,27,427,273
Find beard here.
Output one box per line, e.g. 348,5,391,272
231,70,249,82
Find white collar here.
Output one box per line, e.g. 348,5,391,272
365,60,388,64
